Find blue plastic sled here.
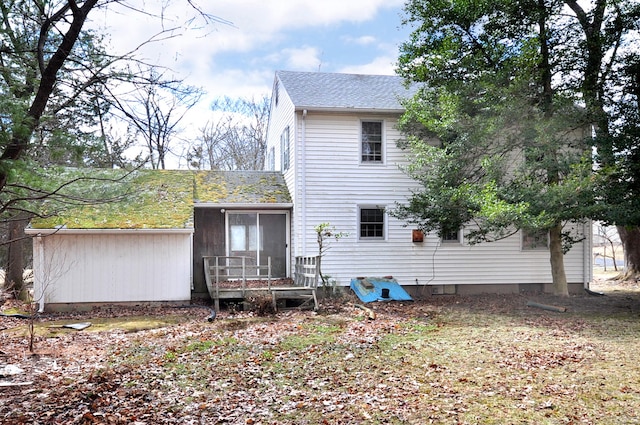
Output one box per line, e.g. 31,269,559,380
350,277,413,303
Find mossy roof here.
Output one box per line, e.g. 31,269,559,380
31,169,291,230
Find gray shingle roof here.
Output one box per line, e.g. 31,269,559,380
275,70,415,112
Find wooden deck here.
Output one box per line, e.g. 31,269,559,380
204,256,320,312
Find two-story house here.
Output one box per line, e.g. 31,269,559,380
265,70,592,295
25,71,592,311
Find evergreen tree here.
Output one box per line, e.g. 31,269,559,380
395,0,640,294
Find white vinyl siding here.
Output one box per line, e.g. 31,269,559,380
265,80,298,261
32,231,192,305
289,111,590,287
265,80,295,178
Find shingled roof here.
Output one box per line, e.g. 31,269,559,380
275,70,415,112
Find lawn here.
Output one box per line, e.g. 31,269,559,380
1,290,640,424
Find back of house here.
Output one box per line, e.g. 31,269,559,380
266,70,592,295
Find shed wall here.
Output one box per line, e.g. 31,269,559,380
33,232,192,306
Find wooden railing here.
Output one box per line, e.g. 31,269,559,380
203,256,271,299
294,255,320,288
204,255,320,312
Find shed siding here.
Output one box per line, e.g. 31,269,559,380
33,233,192,305
293,112,589,287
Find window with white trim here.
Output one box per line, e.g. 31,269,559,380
267,147,275,171
281,126,290,171
522,229,549,250
441,227,462,244
361,121,383,163
359,207,385,239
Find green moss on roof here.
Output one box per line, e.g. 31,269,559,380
33,170,195,229
194,171,291,204
31,169,291,230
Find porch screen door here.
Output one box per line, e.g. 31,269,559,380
227,212,287,277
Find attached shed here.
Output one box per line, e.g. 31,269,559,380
30,229,194,309
25,169,292,311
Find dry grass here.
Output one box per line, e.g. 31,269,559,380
2,290,640,424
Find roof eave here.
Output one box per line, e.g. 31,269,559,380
25,227,194,235
294,106,405,114
194,202,293,209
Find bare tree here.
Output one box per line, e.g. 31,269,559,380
595,223,623,272
188,96,269,170
110,67,203,169
0,1,223,295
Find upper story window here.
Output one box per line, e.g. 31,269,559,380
281,126,290,171
522,228,549,250
267,147,275,171
361,121,383,163
360,207,385,239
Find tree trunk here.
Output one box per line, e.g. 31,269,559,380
549,223,569,296
617,225,640,279
5,218,27,298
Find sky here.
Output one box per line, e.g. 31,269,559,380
88,0,411,166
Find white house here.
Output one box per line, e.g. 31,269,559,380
265,70,592,295
25,71,593,311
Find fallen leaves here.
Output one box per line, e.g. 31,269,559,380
1,293,640,423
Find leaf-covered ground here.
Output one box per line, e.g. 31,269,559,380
2,283,640,424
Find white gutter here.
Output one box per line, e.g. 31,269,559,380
25,227,194,235
295,106,405,114
194,202,293,209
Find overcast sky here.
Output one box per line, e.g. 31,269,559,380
88,0,410,166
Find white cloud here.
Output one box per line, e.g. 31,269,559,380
263,46,323,72
92,0,405,60
282,46,323,71
210,0,405,32
339,55,398,75
343,35,378,46
86,0,408,168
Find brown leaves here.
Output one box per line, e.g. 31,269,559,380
2,292,640,423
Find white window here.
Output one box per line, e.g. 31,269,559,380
522,229,549,250
359,207,385,239
441,227,462,244
361,121,383,163
281,126,290,171
267,147,275,171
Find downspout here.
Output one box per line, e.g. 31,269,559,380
35,235,45,313
301,109,307,255
584,220,592,289
190,232,194,291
